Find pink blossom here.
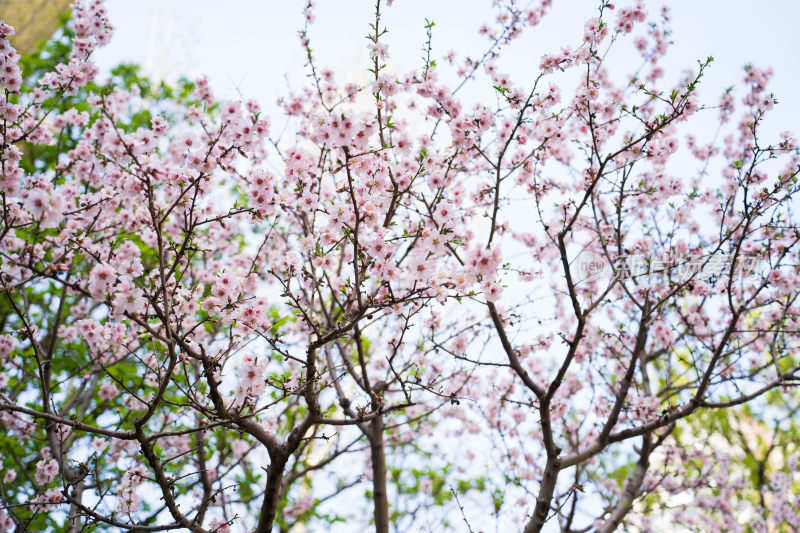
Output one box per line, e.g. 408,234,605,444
98,382,119,401
24,186,64,228
117,485,141,514
0,508,12,531
208,518,230,533
112,282,146,315
481,279,504,302
88,264,116,299
237,360,266,398
35,458,59,484
0,336,11,359
231,439,250,460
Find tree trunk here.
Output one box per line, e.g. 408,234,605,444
524,456,560,533
369,417,389,533
595,436,652,533
66,481,84,533
255,454,288,533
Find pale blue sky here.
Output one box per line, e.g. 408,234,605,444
87,3,800,531
92,0,800,138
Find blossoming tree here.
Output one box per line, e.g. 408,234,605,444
0,0,798,532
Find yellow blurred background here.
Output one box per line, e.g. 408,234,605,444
0,0,71,55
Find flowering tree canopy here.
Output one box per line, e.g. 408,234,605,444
0,1,798,532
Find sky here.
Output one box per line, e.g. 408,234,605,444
87,1,800,531
91,0,800,139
